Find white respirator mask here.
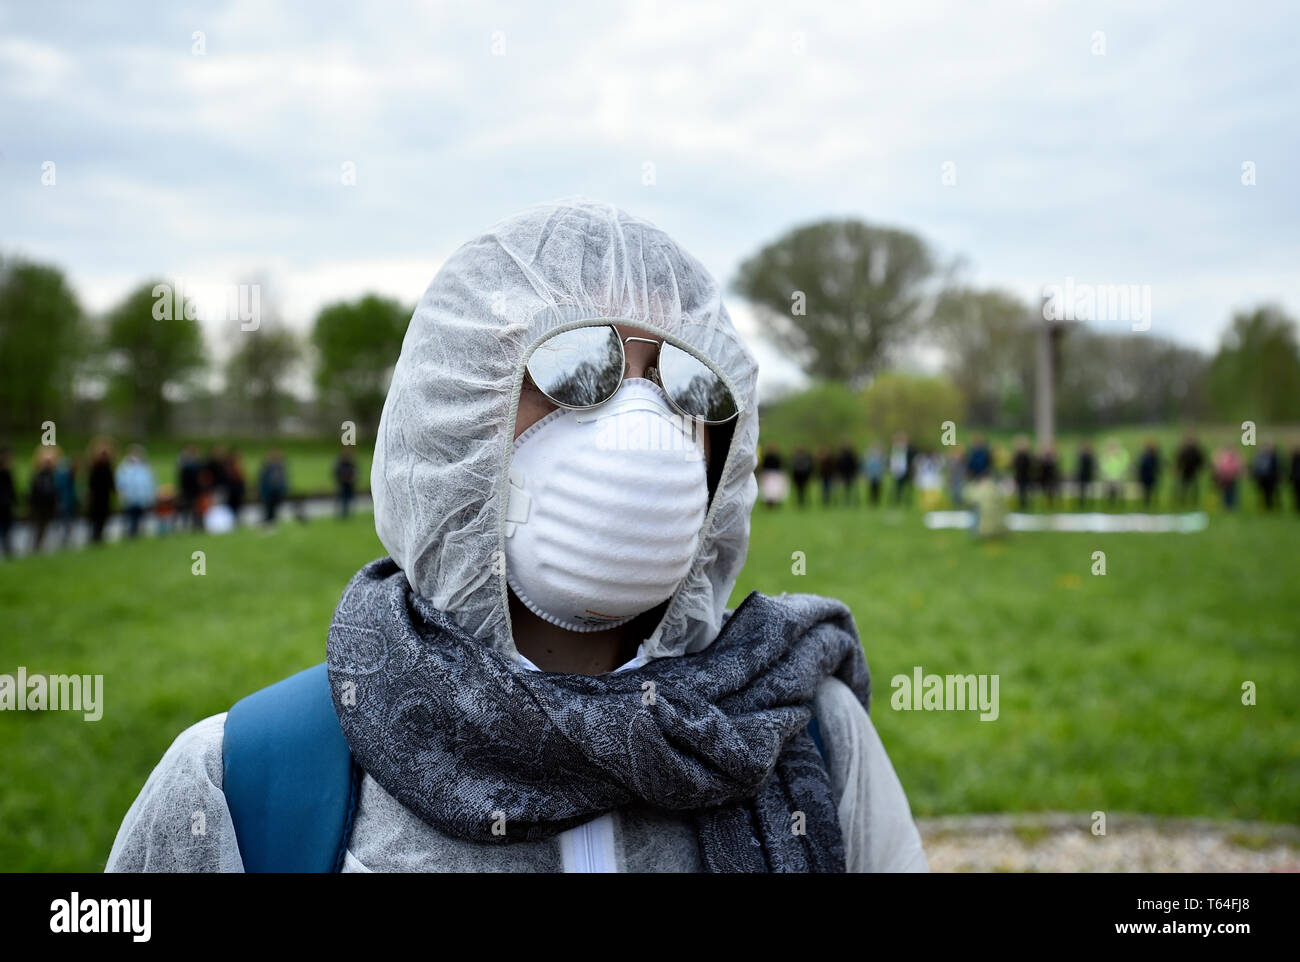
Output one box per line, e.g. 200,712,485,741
504,378,710,632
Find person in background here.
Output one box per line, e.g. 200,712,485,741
757,444,786,510
225,449,247,525
946,443,966,508
1011,436,1034,511
0,447,15,558
1038,444,1060,509
837,440,859,506
889,432,913,505
205,444,230,506
965,436,991,484
1250,442,1280,511
1290,446,1300,513
1136,438,1161,510
1075,441,1097,510
963,442,1006,538
194,466,215,523
914,451,944,511
154,483,177,535
817,446,836,507
259,449,288,525
864,443,885,506
115,445,157,539
29,448,59,552
87,441,117,544
790,447,814,508
54,453,79,546
1212,446,1243,511
1099,439,1129,508
1174,433,1205,509
177,445,202,531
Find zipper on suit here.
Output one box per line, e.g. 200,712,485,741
561,813,616,872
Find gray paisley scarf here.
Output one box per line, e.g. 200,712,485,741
326,558,871,872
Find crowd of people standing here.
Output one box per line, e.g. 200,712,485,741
758,432,1300,515
0,442,363,559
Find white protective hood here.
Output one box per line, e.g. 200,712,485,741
371,198,759,662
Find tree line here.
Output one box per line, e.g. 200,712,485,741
734,220,1300,430
0,257,411,440
4,218,1298,444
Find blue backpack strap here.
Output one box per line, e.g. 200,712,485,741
807,714,829,768
222,662,359,873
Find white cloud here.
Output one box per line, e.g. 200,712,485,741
0,37,74,98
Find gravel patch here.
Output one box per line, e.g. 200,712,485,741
917,813,1300,872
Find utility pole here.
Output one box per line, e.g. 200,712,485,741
1036,315,1054,448
1035,295,1071,449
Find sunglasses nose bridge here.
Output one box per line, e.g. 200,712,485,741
620,334,663,381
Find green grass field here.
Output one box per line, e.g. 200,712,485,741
1,504,1297,870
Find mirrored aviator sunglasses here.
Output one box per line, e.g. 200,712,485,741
524,324,741,424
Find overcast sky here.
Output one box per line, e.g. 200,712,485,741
3,0,1297,398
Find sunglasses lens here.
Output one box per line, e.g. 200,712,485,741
658,342,738,422
526,326,624,407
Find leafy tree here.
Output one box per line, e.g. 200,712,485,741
1207,305,1300,423
103,281,207,435
860,372,965,446
312,295,410,434
928,287,1036,428
930,287,1212,430
757,381,869,451
0,257,85,436
1057,331,1209,428
220,277,302,435
226,324,303,436
733,220,937,386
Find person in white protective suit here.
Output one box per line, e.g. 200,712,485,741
106,199,928,873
